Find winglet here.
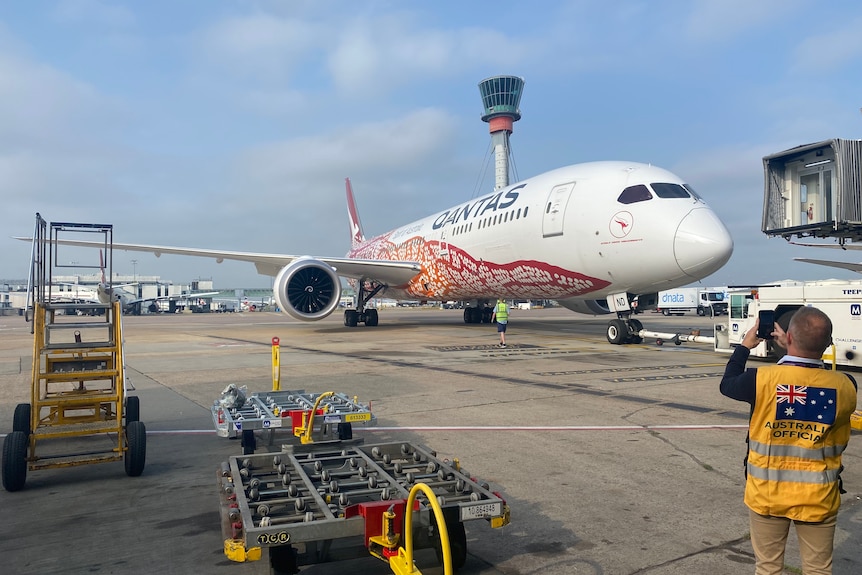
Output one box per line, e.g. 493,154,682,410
346,178,366,248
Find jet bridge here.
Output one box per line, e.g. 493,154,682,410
762,138,862,242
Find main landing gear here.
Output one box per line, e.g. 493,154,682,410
343,281,385,327
463,304,493,324
606,314,644,345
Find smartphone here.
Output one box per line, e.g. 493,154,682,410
756,310,775,339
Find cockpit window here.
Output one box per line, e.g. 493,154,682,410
682,183,703,200
617,184,653,204
651,183,691,199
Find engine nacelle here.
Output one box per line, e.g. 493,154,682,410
557,298,611,315
273,257,342,321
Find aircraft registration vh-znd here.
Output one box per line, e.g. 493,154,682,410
22,161,733,344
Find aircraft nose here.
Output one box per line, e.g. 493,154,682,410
674,207,733,278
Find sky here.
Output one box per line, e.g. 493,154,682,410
2,0,862,290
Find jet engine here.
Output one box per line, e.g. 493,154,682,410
558,298,611,315
273,257,342,321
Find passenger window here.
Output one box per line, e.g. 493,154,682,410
618,185,652,204
651,183,690,199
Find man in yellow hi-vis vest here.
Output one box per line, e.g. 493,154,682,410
491,299,509,348
720,307,857,575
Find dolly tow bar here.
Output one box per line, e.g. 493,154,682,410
293,390,335,444
380,482,453,575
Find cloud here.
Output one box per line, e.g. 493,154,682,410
236,107,458,186
0,50,122,150
792,16,862,73
194,12,320,84
51,0,136,28
326,16,529,96
683,0,802,43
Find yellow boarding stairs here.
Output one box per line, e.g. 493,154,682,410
2,216,146,492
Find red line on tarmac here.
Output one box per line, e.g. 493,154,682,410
1,425,749,439
357,425,749,431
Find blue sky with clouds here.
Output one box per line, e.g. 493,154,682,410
2,0,862,289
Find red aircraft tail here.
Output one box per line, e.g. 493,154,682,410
345,178,366,249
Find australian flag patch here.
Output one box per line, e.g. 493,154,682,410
774,384,837,425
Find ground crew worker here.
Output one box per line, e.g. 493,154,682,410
719,306,857,575
491,298,509,348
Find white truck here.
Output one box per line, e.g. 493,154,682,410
655,287,728,316
713,279,862,368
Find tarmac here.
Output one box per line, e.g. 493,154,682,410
1,306,860,575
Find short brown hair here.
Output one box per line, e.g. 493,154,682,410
788,307,832,356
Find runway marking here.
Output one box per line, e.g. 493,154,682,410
608,372,724,383
429,343,541,352
537,363,725,376
356,425,751,431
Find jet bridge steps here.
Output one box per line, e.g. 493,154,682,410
2,215,146,492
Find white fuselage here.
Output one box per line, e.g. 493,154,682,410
348,161,733,303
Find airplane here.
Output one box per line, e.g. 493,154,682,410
18,161,734,344
42,251,219,315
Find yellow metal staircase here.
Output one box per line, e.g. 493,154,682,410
2,215,146,492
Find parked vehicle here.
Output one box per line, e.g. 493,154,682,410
656,287,727,316
713,280,862,368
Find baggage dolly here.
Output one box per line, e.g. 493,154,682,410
212,389,376,454
217,440,510,574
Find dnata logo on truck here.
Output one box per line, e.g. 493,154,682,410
661,293,687,303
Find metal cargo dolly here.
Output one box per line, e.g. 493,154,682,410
212,389,376,454
217,440,510,574
2,215,146,492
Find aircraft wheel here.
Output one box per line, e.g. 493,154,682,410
2,431,28,492
433,509,468,570
13,403,31,436
607,319,627,344
125,421,147,477
482,307,493,324
344,310,359,327
365,308,379,327
462,308,472,324
125,396,140,424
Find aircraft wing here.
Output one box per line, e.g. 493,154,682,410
14,237,422,286
793,258,862,273
789,241,862,251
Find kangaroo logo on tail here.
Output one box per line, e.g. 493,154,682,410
345,178,366,248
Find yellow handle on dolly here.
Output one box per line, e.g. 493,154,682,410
294,391,334,444
388,482,452,575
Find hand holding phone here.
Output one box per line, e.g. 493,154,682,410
756,310,775,339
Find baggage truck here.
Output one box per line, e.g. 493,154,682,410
713,279,862,368
655,287,728,316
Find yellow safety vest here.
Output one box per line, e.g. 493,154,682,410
745,364,856,522
494,302,508,322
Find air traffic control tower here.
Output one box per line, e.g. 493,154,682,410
479,75,524,190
